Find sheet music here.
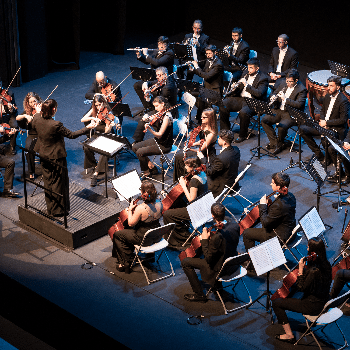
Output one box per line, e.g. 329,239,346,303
249,237,286,276
111,170,142,201
187,192,215,228
299,207,325,240
312,158,327,181
89,136,124,155
327,136,350,162
182,92,197,108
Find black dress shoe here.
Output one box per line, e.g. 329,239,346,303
90,175,97,187
235,136,246,143
149,167,159,176
275,334,296,343
272,145,283,155
184,293,207,303
266,143,276,150
2,189,20,198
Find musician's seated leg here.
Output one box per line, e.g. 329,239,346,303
133,81,153,110
299,125,324,161
261,112,282,148
243,227,269,251
277,112,297,145
113,228,142,265
194,96,207,124
163,207,190,247
83,146,98,171
219,96,244,131
236,104,256,141
330,269,350,298
132,119,147,144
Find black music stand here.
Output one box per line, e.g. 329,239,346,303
198,87,221,106
81,133,125,198
244,97,280,162
216,49,230,67
328,60,350,79
177,80,201,94
171,44,193,60
130,66,156,82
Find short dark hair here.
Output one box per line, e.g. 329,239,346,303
140,180,157,203
327,75,342,87
247,57,260,67
158,36,169,44
219,129,234,144
153,95,171,110
41,99,57,119
211,203,225,222
184,157,201,169
278,34,289,42
205,44,217,52
232,27,243,35
272,172,290,188
286,69,300,81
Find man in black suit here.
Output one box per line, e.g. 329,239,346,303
189,44,224,123
181,203,240,302
261,69,307,154
267,34,299,91
300,76,350,171
226,27,250,82
242,172,296,255
177,19,210,80
0,126,20,198
219,57,268,141
198,130,240,198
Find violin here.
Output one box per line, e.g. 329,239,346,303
101,83,116,103
0,89,17,110
97,107,115,126
0,123,12,135
108,197,142,240
183,125,202,161
178,221,224,261
271,252,317,301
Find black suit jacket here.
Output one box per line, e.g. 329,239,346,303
85,77,122,101
183,33,210,61
270,80,307,111
193,56,224,92
203,145,240,198
259,191,296,241
228,39,250,71
268,46,299,77
321,92,350,139
137,49,174,74
32,114,88,159
147,75,177,106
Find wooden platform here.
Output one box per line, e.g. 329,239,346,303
17,182,126,249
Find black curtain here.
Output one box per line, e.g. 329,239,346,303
0,0,20,87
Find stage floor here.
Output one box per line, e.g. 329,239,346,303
1,32,350,349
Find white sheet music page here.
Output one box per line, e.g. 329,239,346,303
112,170,142,201
299,207,325,240
249,237,286,276
187,192,215,229
89,136,124,154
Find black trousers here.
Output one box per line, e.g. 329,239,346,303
132,138,171,171
24,135,37,175
112,228,143,264
261,109,297,146
83,146,107,173
133,81,154,110
219,96,255,135
330,269,350,298
0,149,15,191
243,227,274,251
132,119,147,143
41,157,69,216
272,296,326,325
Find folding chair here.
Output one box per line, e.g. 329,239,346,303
295,289,350,350
131,223,176,285
274,224,304,271
206,253,252,314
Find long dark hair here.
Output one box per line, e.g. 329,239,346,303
91,94,111,118
140,180,157,204
308,237,327,262
41,99,57,119
23,92,42,115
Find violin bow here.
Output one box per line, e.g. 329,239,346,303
43,85,58,102
5,66,21,93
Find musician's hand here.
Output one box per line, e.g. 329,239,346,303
260,194,267,205
344,142,350,150
86,121,97,129
144,123,149,131
142,114,151,122
179,176,187,189
197,151,204,159
319,120,327,128
26,115,34,123
129,199,137,211
35,103,42,113
9,128,16,135
192,61,199,69
7,103,13,110
298,257,306,273
201,227,210,240
238,78,246,86
142,48,148,56
269,73,277,80
0,126,4,133
276,74,281,79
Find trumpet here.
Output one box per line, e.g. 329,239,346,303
183,37,199,47
223,45,233,55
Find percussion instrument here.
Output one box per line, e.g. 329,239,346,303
306,70,350,119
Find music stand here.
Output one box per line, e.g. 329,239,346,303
177,80,201,94
171,44,193,60
328,60,350,79
323,136,350,211
246,236,287,323
216,49,230,67
111,169,142,202
198,87,221,106
81,133,125,198
244,97,280,162
130,66,156,82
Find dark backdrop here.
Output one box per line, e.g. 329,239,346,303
1,0,349,86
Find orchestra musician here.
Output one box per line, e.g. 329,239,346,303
132,96,173,177
225,27,250,82
32,99,96,217
242,172,296,263
188,44,224,123
299,76,350,170
181,203,240,303
267,34,299,91
134,66,177,116
16,92,43,179
176,19,210,80
173,108,217,182
163,157,208,248
0,82,18,155
334,135,350,185
271,237,332,343
330,268,350,304
85,71,123,125
81,94,118,187
219,57,268,140
0,125,20,198
112,180,162,274
261,69,307,155
198,129,240,199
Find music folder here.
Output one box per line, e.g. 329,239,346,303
187,191,215,229
111,169,142,202
298,206,326,240
83,133,125,157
